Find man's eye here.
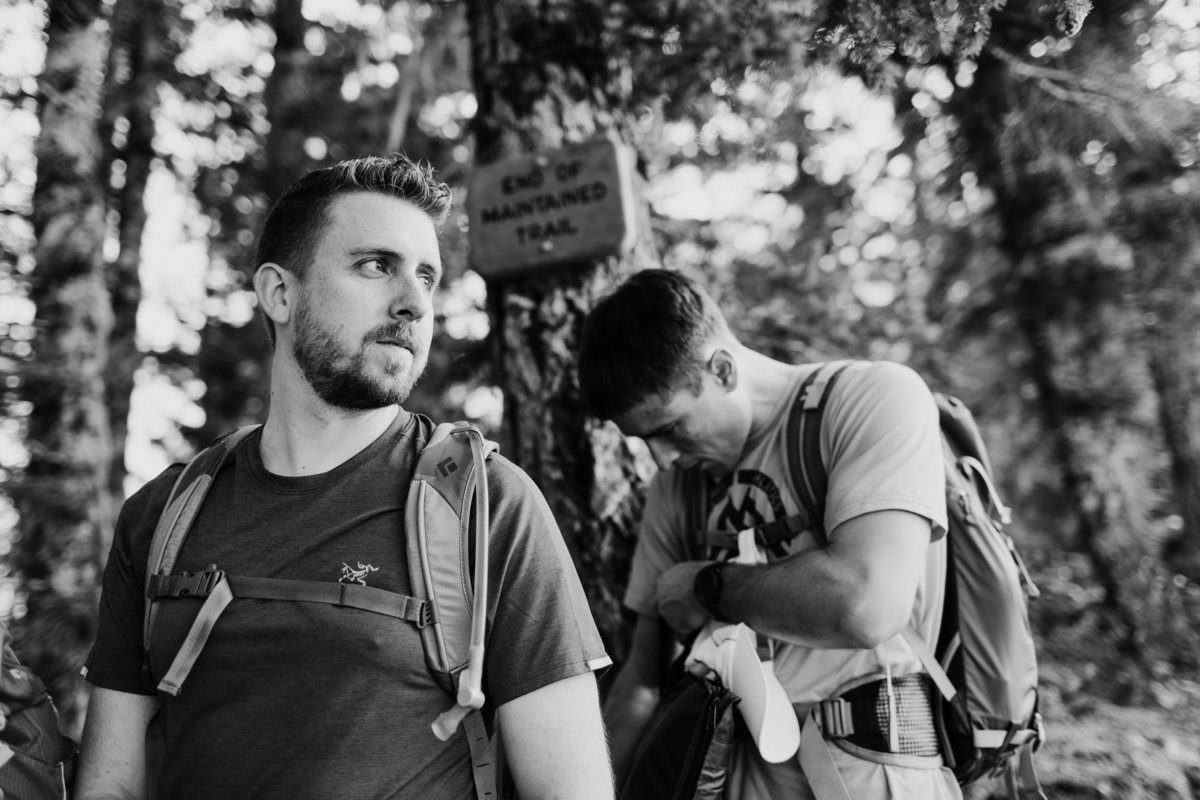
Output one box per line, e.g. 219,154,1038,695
359,259,388,275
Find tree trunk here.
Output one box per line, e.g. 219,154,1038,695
1120,183,1200,578
938,1,1194,665
1016,303,1139,652
467,0,657,671
100,0,168,501
194,0,309,446
16,0,113,736
1145,298,1200,578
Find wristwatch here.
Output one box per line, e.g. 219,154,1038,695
693,561,731,622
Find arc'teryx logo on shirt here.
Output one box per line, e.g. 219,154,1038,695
340,562,379,585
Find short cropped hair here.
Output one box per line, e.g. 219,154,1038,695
578,269,724,420
255,153,452,346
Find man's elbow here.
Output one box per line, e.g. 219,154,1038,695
839,592,913,649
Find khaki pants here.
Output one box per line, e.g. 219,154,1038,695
723,734,963,800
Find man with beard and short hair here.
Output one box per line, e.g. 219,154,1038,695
75,154,614,800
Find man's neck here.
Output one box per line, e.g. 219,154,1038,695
258,392,402,478
740,348,801,444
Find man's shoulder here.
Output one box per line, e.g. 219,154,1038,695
829,360,934,408
125,462,187,513
481,451,555,507
113,461,189,549
839,359,927,387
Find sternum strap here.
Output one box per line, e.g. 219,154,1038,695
152,571,431,696
225,576,432,625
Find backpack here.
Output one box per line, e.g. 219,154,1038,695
620,667,737,800
141,421,500,798
782,361,1046,800
0,623,76,799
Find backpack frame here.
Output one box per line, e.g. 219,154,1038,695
141,421,500,798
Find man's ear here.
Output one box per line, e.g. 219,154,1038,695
254,262,293,326
708,347,738,390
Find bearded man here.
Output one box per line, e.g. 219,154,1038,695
75,154,613,800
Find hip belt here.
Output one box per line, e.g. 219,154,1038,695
797,673,941,758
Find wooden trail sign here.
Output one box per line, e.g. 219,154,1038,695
467,139,637,279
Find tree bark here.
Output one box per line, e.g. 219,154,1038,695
100,0,169,501
936,1,1199,663
1016,302,1139,652
1145,298,1200,578
467,0,657,670
194,0,309,446
17,0,114,736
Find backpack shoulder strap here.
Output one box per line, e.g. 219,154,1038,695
143,426,259,655
406,422,499,800
407,422,497,695
680,467,709,561
784,361,857,548
936,393,994,475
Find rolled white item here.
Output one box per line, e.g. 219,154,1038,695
684,528,800,763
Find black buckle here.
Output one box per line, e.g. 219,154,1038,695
148,564,225,598
416,600,436,629
818,697,854,738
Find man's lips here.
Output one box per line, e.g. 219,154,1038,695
371,328,416,351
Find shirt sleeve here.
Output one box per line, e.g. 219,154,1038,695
481,456,611,708
82,466,183,695
622,469,692,617
821,361,948,540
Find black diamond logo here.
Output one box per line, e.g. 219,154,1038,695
437,457,457,477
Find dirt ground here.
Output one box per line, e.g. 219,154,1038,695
968,669,1200,799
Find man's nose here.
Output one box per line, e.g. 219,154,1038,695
389,274,432,320
647,439,679,471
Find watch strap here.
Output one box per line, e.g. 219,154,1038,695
694,560,732,622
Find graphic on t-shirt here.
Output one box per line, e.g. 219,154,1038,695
712,469,788,531
710,469,811,557
339,561,379,585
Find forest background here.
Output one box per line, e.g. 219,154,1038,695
3,0,1200,796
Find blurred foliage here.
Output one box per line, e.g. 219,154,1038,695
2,0,1199,772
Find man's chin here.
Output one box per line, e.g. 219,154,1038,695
698,459,736,477
319,375,418,410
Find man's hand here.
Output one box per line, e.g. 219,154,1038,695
654,561,711,635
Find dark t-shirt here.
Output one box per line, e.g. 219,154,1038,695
84,411,610,800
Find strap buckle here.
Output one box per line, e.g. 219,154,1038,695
149,564,225,598
415,600,436,629
817,697,854,738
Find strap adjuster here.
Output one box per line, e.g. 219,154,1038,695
817,697,854,738
148,564,225,598
415,600,436,628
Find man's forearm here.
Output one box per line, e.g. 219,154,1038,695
718,553,871,647
665,511,933,648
